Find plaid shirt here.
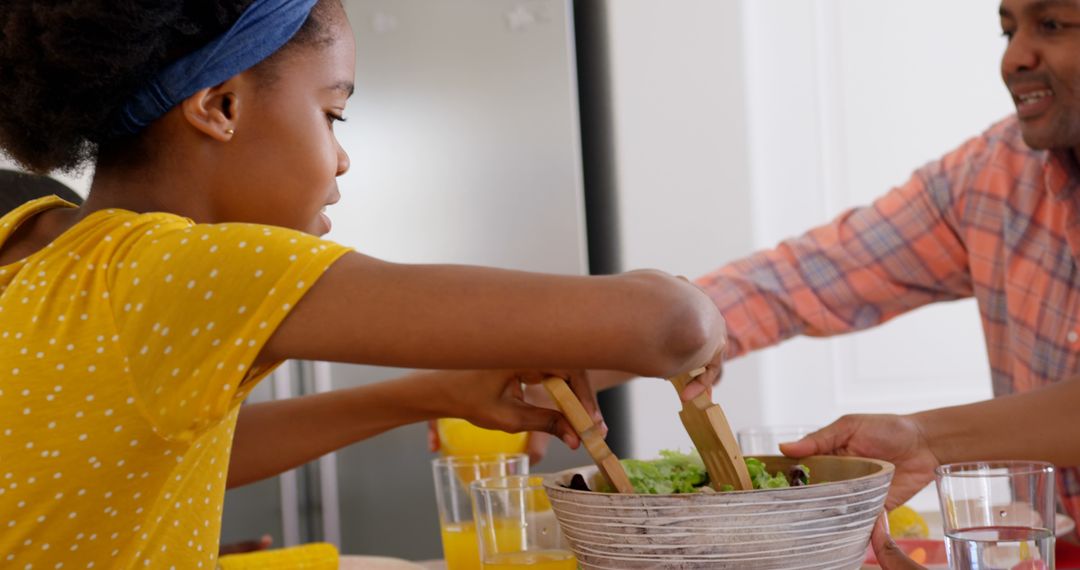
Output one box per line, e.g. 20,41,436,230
697,116,1080,523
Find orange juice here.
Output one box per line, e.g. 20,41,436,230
440,520,532,570
438,418,528,456
441,522,481,570
482,550,578,570
524,476,551,511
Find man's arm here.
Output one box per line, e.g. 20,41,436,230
696,135,993,358
784,376,1080,509
916,375,1080,466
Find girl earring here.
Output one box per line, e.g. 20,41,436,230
225,128,235,135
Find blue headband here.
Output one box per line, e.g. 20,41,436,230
112,0,319,136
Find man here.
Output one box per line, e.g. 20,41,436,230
689,0,1080,566
685,0,1080,516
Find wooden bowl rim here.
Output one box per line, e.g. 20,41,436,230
542,454,895,498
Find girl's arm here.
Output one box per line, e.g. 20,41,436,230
227,369,583,488
257,254,726,380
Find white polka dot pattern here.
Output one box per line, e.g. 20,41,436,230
0,197,351,568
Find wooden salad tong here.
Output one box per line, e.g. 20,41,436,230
543,367,752,493
542,377,635,493
670,367,752,491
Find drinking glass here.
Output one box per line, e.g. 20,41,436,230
470,475,577,570
433,454,529,570
935,461,1055,570
736,425,817,455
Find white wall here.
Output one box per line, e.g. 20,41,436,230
601,0,764,458
607,0,1011,482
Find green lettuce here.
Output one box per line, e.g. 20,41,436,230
619,450,709,494
598,450,809,494
745,457,791,489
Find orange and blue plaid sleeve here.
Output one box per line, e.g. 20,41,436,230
697,135,993,359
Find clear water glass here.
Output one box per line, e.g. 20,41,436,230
736,425,818,456
470,475,577,570
935,461,1055,570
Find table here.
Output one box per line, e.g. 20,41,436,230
339,557,444,569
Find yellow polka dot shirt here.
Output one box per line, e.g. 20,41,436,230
0,197,351,568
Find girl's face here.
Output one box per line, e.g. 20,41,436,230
213,6,356,236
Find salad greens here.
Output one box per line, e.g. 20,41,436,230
620,450,708,494
746,457,793,489
596,450,810,494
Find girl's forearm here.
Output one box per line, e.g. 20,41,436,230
226,371,440,488
915,376,1080,466
260,259,724,379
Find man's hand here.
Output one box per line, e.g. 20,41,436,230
871,514,927,570
780,414,940,510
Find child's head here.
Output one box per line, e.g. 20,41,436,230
0,0,355,236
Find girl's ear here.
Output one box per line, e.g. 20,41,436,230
180,83,240,141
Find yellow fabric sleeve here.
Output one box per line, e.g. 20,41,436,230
105,219,350,441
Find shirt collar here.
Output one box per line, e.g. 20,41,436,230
1043,148,1080,200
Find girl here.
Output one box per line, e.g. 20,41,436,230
0,1,727,567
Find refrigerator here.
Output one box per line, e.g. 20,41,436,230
221,0,619,559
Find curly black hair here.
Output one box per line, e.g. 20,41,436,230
0,1,333,174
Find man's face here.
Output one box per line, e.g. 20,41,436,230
1000,0,1080,150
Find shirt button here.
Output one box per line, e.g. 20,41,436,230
1069,331,1079,343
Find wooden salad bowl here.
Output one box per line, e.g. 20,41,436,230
543,455,894,569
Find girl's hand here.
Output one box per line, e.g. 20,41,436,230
520,382,560,465
780,414,940,510
435,369,600,451
425,386,558,462
677,343,726,402
675,276,728,402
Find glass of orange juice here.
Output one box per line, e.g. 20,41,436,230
470,475,577,570
433,454,529,570
437,418,529,457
